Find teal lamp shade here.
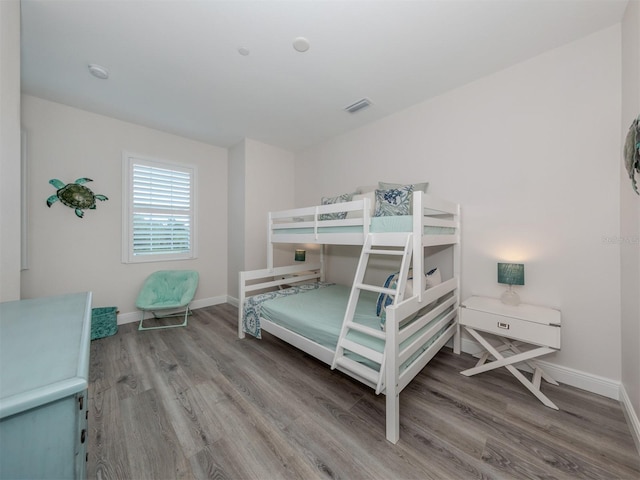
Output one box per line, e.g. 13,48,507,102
497,263,524,285
497,263,524,306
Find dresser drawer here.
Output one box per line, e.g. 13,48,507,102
460,307,560,349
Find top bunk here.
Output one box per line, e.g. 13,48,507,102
269,186,460,248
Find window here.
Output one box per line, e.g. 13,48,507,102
122,153,197,263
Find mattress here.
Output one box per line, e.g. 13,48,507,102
272,215,454,235
260,284,451,370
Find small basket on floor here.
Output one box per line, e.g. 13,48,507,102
91,306,118,340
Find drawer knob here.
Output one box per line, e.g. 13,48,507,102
81,429,86,443
497,321,510,329
78,396,84,410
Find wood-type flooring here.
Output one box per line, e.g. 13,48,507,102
88,303,639,479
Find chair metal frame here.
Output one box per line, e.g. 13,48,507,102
138,306,193,331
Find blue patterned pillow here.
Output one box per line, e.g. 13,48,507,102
378,182,427,214
376,272,399,317
379,267,441,330
373,186,413,217
319,193,353,220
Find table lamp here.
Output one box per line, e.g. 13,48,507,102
498,262,524,306
295,249,306,262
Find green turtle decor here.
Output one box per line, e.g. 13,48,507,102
624,115,640,195
46,177,108,218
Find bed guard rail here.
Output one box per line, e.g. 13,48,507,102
238,263,322,338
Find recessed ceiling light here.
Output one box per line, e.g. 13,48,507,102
88,64,109,80
293,37,310,53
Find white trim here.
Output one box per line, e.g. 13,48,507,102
459,336,621,400
620,384,640,455
115,296,227,325
535,360,620,400
20,129,28,271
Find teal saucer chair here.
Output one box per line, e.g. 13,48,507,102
136,270,199,331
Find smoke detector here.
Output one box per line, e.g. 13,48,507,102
344,98,372,114
293,37,310,53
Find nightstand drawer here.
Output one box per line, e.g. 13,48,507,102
460,307,560,349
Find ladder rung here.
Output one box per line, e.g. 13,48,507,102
340,339,384,364
335,357,379,384
364,249,405,256
356,283,396,295
345,321,386,340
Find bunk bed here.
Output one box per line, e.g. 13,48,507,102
238,188,461,444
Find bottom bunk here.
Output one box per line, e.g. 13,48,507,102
239,263,460,444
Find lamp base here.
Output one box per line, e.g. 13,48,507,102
500,286,520,306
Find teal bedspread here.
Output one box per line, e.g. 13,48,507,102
261,284,380,349
245,284,452,371
242,282,333,338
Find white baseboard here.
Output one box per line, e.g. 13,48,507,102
116,295,228,325
227,295,239,307
191,295,228,310
459,337,621,400
620,384,640,455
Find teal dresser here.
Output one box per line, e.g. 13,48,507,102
0,292,92,479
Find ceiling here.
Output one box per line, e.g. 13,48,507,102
20,0,628,152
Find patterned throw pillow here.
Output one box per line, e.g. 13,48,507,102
378,267,442,330
373,186,413,217
376,272,399,317
319,193,353,220
378,182,428,214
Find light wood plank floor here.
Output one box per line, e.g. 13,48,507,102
88,304,639,479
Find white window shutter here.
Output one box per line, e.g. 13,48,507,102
123,154,196,263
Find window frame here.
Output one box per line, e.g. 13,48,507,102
122,152,198,264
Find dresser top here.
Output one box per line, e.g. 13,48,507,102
0,292,92,418
462,296,561,326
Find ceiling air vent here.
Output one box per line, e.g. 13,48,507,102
344,98,372,114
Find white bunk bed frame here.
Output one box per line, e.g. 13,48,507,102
238,191,461,443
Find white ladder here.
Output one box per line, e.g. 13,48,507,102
331,233,413,394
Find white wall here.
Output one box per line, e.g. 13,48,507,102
20,95,228,316
227,138,295,299
0,0,21,302
620,0,640,443
296,27,622,383
227,141,246,299
243,139,295,270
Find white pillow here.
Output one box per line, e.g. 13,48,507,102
346,191,375,219
425,267,441,288
404,267,440,297
404,278,414,298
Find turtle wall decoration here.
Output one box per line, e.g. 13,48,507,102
624,115,640,195
46,178,108,218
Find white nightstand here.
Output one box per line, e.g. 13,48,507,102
459,296,561,409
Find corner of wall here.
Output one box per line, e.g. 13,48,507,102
0,0,22,302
